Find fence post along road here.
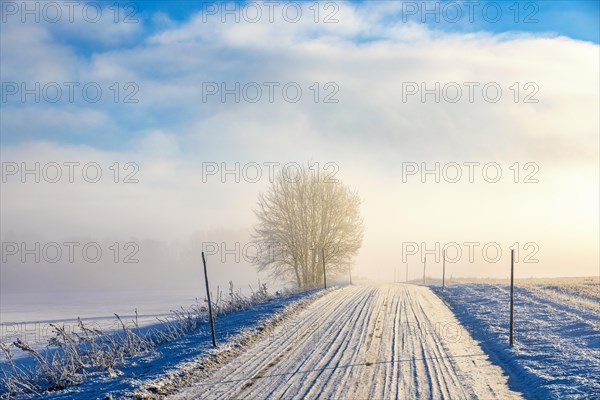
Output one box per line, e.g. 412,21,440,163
509,248,515,347
442,249,446,290
202,251,217,347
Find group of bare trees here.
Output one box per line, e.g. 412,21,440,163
252,164,364,288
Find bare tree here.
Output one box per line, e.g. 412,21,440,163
252,164,364,288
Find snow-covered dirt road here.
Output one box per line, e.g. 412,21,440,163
170,284,522,399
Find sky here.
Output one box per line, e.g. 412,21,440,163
1,1,599,296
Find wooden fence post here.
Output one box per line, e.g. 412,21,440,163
202,252,217,347
509,249,515,347
349,263,352,285
442,249,446,290
422,255,426,285
322,247,327,289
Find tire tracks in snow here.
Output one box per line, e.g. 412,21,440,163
169,284,522,399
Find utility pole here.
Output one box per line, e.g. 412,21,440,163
322,247,327,289
202,252,217,347
442,249,446,290
509,249,515,347
406,263,408,283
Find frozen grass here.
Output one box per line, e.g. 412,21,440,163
0,281,273,398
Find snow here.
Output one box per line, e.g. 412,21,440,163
1,289,324,399
432,277,600,399
0,289,202,361
170,284,521,399
5,279,596,399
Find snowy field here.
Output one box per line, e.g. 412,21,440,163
1,289,203,362
1,284,282,362
433,277,600,399
2,279,597,399
0,288,324,399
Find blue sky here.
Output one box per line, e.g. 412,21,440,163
129,1,600,43
26,1,600,58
